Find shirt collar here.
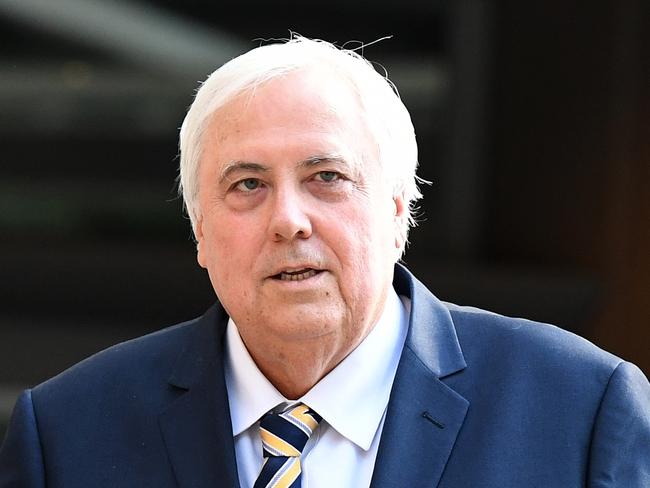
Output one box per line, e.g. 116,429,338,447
224,318,287,437
224,287,409,451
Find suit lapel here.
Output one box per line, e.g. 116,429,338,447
370,265,469,488
158,304,240,487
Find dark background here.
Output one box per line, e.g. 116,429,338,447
1,0,648,436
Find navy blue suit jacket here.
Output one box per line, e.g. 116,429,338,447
1,265,649,487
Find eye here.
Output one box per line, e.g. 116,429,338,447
235,178,261,192
316,171,340,183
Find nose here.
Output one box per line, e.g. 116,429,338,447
267,186,312,242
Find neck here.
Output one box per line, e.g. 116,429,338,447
239,320,381,399
232,283,391,399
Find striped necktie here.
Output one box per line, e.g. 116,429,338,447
253,403,322,488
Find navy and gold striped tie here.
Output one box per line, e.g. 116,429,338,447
253,403,322,488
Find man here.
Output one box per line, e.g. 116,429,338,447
1,37,649,487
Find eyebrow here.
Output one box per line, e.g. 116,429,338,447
219,154,352,184
219,161,269,184
299,154,350,169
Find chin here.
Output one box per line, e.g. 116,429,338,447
268,311,340,342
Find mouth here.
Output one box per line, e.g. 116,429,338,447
271,268,324,282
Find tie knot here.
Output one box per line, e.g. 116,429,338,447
260,403,322,458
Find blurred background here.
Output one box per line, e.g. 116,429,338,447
1,0,648,437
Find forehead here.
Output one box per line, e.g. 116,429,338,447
203,68,374,159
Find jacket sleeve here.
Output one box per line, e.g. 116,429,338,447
588,361,650,487
0,389,46,488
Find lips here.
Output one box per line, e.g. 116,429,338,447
272,268,323,281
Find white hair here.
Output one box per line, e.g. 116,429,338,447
178,36,422,249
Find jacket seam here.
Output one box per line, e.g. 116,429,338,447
27,388,48,485
585,360,626,485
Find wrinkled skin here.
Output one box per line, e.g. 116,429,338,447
195,68,406,398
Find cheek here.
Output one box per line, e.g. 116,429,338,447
202,214,260,277
203,221,259,316
328,191,395,256
326,208,387,287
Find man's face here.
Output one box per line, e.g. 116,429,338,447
195,68,405,364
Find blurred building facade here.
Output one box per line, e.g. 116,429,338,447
1,0,648,436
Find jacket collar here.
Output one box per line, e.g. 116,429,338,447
159,303,240,487
370,264,469,488
394,263,467,377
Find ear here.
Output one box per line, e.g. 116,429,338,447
194,217,208,269
393,193,408,251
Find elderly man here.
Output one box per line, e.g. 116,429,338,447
1,37,649,487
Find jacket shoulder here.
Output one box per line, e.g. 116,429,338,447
445,301,622,364
29,309,223,420
444,302,623,379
